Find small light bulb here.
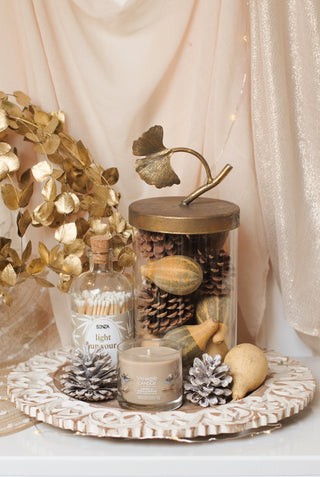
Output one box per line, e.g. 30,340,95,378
243,35,248,42
231,114,237,122
34,428,41,435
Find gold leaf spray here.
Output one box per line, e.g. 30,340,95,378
0,91,133,304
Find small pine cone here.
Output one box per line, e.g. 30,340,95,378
184,353,232,407
194,249,233,296
61,346,117,402
136,230,185,260
137,283,194,336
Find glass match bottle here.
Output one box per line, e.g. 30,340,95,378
70,235,133,366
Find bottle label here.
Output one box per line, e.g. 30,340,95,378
71,311,132,366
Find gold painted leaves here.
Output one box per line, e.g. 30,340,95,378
0,91,134,303
132,125,180,188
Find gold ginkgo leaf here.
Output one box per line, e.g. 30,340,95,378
135,152,180,188
55,192,76,215
13,91,31,107
1,263,17,286
0,142,11,155
132,125,166,156
31,160,53,182
0,109,8,133
62,254,82,276
26,258,45,275
1,183,20,210
41,177,57,202
133,125,180,188
55,222,77,245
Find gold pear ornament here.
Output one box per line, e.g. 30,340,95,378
224,343,268,400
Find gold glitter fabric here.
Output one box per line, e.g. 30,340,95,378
250,0,320,337
0,280,60,435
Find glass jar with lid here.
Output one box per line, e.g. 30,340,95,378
129,196,239,363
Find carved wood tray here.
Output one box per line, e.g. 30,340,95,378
7,349,316,440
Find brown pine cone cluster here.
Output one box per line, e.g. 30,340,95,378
136,230,185,260
137,283,194,335
194,249,232,296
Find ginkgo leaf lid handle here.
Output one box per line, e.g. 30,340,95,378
132,125,232,206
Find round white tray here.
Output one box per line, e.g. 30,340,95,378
7,349,316,440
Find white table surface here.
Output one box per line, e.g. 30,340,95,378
0,356,319,477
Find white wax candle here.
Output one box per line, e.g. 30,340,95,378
118,345,182,407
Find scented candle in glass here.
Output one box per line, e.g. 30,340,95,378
117,338,183,411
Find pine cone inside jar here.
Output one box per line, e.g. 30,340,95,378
194,249,233,296
184,353,232,407
136,282,195,336
136,230,185,260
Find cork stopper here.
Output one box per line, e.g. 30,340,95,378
90,235,110,263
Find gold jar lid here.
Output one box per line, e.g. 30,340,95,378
129,196,239,234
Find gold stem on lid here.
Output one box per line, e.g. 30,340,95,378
171,148,233,206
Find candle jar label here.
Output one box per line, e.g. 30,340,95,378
72,311,132,366
118,344,183,410
120,365,181,405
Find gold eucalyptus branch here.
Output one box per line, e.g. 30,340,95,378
0,90,134,305
132,125,232,205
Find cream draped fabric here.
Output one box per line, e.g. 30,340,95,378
250,0,320,339
0,0,318,350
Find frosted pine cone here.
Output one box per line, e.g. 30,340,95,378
61,345,117,402
137,283,194,335
184,353,232,407
136,230,185,259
